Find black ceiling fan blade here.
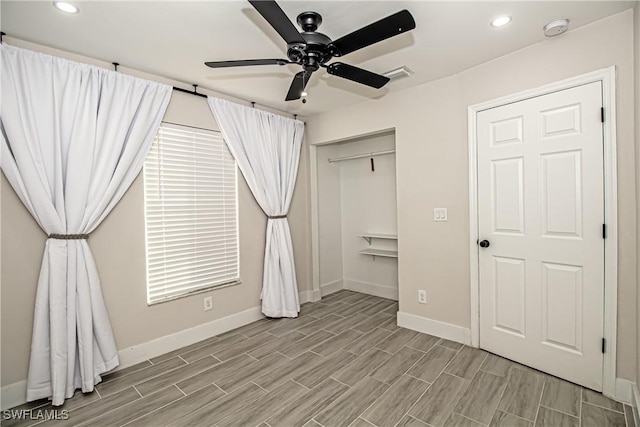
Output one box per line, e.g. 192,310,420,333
248,0,306,45
330,10,416,57
205,59,290,68
285,71,311,101
326,62,390,89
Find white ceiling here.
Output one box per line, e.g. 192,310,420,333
1,1,635,116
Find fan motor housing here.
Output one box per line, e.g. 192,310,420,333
287,31,333,69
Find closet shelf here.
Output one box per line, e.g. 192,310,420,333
359,233,398,244
357,248,398,258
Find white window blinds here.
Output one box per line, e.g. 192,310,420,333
144,123,239,304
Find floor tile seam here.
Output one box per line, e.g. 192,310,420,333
397,377,436,422
351,417,376,427
390,345,433,382
69,389,145,427
212,337,276,361
344,378,390,427
488,366,512,423
359,372,429,427
579,387,583,427
120,385,188,427
454,412,491,426
581,400,625,415
185,381,263,423
133,386,144,399
100,363,190,397
539,404,581,420
101,358,185,389
500,367,545,423
291,378,312,391
533,381,547,427
136,355,224,395
310,417,327,427
403,372,433,386
429,343,466,385
497,408,538,424
205,387,270,427
452,364,507,426
212,352,293,393
405,342,433,354
251,381,270,393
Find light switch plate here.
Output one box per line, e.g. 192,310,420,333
434,208,448,221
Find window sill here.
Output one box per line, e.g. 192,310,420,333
147,279,242,306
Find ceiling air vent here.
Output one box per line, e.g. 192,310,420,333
383,66,414,81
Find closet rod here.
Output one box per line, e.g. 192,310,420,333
328,149,395,163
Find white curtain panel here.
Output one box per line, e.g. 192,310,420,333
0,44,171,405
208,97,304,318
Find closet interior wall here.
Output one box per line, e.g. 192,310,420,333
317,131,398,300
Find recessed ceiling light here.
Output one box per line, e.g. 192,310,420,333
301,91,308,97
53,1,79,14
490,16,511,27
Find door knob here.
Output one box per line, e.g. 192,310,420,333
479,240,490,248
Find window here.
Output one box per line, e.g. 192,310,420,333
143,123,239,304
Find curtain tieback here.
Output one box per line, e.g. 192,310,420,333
267,215,287,220
48,233,89,240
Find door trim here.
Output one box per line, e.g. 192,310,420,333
467,67,618,398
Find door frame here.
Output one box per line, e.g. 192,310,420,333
467,67,618,398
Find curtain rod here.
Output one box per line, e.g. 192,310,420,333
173,85,207,99
328,149,396,163
0,34,302,120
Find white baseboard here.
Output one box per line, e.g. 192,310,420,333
1,380,27,410
397,311,471,345
298,290,313,304
343,279,398,300
117,305,263,369
320,279,343,297
1,305,263,410
613,378,635,405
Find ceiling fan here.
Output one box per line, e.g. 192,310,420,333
204,0,416,102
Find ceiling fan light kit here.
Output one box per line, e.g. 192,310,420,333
205,0,416,102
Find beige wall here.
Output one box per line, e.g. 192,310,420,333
317,143,344,288
307,10,637,381
0,40,312,386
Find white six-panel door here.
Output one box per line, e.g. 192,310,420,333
477,82,604,390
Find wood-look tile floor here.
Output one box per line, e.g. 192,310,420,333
3,290,636,427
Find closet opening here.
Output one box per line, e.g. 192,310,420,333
311,129,398,302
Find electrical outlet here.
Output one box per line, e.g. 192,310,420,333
418,290,427,304
203,296,213,311
434,208,448,221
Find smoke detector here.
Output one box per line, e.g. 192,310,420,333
544,19,569,37
383,66,414,81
